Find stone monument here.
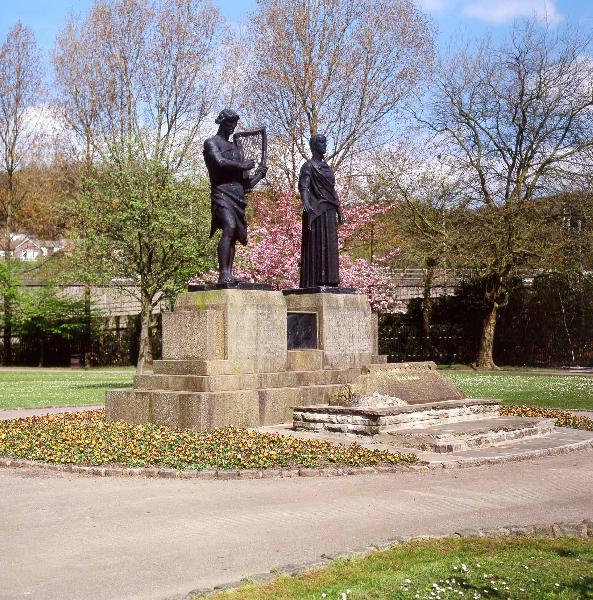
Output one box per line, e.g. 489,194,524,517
106,127,503,442
105,287,385,430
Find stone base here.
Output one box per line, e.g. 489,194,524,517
282,287,357,295
188,282,273,291
293,399,501,436
106,381,351,431
106,288,404,432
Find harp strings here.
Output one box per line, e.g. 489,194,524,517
237,133,263,166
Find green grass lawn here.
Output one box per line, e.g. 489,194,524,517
442,371,593,411
210,536,593,599
1,367,592,413
0,369,133,410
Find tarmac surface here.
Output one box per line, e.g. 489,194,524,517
1,450,592,600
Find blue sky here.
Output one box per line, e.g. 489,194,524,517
0,0,592,55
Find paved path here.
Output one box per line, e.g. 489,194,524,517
1,451,592,600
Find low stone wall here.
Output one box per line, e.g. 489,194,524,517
294,399,501,435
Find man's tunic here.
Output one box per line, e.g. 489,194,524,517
203,135,250,245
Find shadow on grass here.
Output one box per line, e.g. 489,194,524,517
75,382,132,390
566,576,593,599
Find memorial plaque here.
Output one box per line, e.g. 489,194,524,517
287,312,317,350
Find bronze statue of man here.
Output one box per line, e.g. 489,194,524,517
203,109,267,284
299,134,345,288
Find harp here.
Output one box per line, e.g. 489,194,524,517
233,127,268,182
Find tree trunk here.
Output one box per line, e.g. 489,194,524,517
136,294,153,374
38,338,45,368
475,301,498,370
421,264,435,352
83,284,92,368
3,224,12,366
3,292,12,366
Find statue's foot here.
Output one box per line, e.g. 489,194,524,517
218,274,242,285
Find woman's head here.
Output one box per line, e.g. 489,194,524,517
309,134,327,157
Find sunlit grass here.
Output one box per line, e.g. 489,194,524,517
209,536,593,599
0,370,133,409
442,371,593,411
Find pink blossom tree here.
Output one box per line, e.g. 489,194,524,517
197,189,403,312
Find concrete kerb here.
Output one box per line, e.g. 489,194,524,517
0,456,426,479
182,519,593,599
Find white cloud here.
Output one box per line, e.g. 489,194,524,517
462,0,563,25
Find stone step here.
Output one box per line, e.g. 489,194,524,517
106,383,347,431
135,368,358,393
293,398,500,436
258,422,593,467
153,359,256,376
422,427,593,465
376,417,556,453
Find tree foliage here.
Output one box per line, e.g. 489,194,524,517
415,20,593,368
76,159,215,306
246,0,434,185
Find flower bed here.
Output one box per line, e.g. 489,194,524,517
0,410,418,470
501,405,593,431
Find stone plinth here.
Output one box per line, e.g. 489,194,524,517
329,361,465,406
171,289,288,373
292,361,502,441
284,291,374,369
106,288,376,431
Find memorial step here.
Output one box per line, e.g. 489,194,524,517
258,422,593,466
106,382,349,431
293,398,500,435
135,368,358,393
376,417,556,453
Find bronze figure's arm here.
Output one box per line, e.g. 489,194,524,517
247,164,268,190
337,201,345,225
204,138,254,171
298,163,314,228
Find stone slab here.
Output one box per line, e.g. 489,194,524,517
153,358,256,376
162,310,224,360
188,282,273,291
106,383,347,431
329,362,465,407
293,398,501,435
377,417,556,453
106,389,260,430
286,350,323,372
364,361,438,372
135,367,357,393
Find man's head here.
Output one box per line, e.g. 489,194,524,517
215,108,240,136
309,134,327,157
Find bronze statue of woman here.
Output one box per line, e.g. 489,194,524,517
298,134,345,288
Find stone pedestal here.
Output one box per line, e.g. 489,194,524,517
169,289,287,373
284,290,374,369
106,288,381,431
